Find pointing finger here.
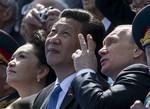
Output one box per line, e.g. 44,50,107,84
78,34,87,53
87,34,96,52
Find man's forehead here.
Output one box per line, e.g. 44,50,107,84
105,27,130,39
57,18,76,23
107,28,121,36
54,17,81,28
53,19,72,28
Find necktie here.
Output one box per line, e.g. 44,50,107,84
47,84,62,109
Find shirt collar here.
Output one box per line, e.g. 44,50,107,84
55,73,77,94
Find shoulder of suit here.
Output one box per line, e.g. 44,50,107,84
116,63,149,80
42,82,55,93
124,63,148,70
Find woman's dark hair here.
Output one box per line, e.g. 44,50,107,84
28,30,56,85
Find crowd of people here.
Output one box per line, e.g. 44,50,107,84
0,0,150,109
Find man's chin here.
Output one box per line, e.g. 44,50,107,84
101,67,109,76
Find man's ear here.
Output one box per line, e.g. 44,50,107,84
37,66,49,82
133,46,143,58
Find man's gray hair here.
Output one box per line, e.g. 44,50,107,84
1,0,17,8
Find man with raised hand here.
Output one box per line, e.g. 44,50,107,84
71,25,150,109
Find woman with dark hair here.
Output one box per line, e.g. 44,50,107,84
5,30,56,108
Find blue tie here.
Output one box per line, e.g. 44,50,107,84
47,84,62,109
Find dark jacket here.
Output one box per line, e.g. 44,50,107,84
95,0,136,34
33,72,109,109
71,64,150,109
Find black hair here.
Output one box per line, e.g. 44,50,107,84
28,30,56,85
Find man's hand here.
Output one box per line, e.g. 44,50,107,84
21,5,44,40
21,4,60,40
72,34,97,72
45,8,61,33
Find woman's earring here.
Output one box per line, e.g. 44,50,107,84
37,78,40,82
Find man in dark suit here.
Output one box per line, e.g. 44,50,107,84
95,0,135,25
32,8,108,109
95,0,150,34
95,0,136,34
71,25,150,109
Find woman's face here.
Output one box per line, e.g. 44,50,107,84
6,43,42,88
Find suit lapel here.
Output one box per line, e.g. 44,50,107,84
44,83,55,108
60,87,74,109
35,82,55,109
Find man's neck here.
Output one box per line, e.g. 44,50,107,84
54,69,76,82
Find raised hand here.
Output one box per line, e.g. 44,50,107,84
72,34,97,72
21,4,44,40
45,8,61,33
21,4,60,40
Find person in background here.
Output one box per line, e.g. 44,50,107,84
16,0,33,31
95,0,135,30
131,0,150,13
71,25,150,109
82,0,105,21
0,0,25,45
5,30,56,109
95,0,150,35
32,8,109,109
82,0,116,35
20,0,68,41
130,4,150,109
59,0,83,8
0,30,19,108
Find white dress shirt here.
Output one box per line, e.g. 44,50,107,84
55,73,76,109
102,17,111,31
55,69,95,109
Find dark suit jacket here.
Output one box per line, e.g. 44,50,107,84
32,81,80,109
95,0,136,25
95,0,136,34
71,64,150,109
33,73,110,109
